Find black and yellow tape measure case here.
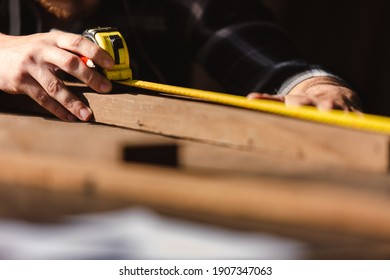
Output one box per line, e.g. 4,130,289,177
82,27,132,81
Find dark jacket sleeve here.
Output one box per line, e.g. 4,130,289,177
175,0,316,95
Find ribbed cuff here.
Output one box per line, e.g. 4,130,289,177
277,69,345,96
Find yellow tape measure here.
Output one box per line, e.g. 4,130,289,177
83,27,390,135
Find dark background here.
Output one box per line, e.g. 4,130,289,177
263,0,390,116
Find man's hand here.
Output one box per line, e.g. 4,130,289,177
0,30,115,121
247,76,362,112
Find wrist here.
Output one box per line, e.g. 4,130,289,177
288,76,348,96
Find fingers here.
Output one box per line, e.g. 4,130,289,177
0,32,112,122
54,31,115,70
42,32,113,121
45,47,112,93
247,92,312,108
20,77,78,122
247,92,284,102
247,91,361,112
29,65,93,121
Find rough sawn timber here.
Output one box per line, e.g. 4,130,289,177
79,87,389,173
0,85,388,173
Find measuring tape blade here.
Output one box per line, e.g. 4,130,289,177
117,79,390,135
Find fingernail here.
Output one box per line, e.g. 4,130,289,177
79,107,92,121
104,59,114,69
100,80,112,92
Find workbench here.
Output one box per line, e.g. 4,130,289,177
1,84,390,259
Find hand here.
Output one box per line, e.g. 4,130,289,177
0,30,115,121
247,76,362,112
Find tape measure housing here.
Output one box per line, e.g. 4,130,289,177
82,27,132,81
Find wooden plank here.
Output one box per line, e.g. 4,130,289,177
1,85,389,172
78,86,389,173
0,112,175,163
0,112,327,174
0,112,283,171
1,152,390,240
2,112,390,192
